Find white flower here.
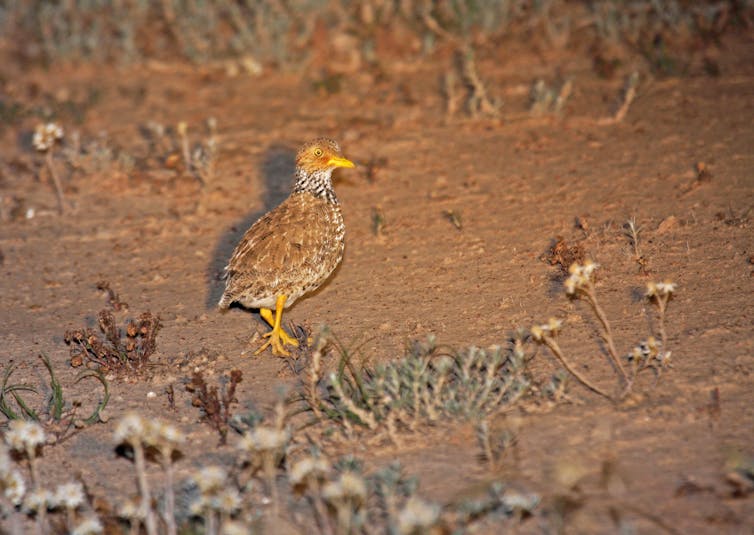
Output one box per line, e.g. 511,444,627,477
397,496,440,534
193,466,227,494
582,259,598,277
5,420,46,452
565,261,598,294
23,488,52,512
221,521,250,535
189,495,210,516
53,481,85,510
530,325,544,341
144,420,185,454
215,487,241,514
289,456,330,486
3,470,26,505
340,471,367,500
322,471,367,504
118,498,145,520
114,412,146,445
32,123,64,152
531,318,562,341
655,281,676,295
238,426,289,453
71,516,103,535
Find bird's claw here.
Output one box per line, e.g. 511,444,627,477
255,326,299,357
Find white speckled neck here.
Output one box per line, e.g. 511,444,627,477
292,168,339,204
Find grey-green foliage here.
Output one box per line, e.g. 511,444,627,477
319,336,530,433
590,0,740,42
0,1,747,66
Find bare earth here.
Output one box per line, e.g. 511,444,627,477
1,32,753,533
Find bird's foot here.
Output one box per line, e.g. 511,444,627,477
255,325,299,357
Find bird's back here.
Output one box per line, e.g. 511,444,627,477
218,191,344,310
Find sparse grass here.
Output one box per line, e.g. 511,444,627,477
0,353,109,442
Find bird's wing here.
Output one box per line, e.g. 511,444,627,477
225,194,331,281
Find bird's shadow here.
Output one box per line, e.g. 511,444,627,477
204,143,297,310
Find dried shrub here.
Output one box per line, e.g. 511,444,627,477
545,237,586,275
64,310,161,375
186,370,242,445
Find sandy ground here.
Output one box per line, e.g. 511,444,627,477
1,31,753,534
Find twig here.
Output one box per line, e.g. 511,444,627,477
540,333,613,400
599,71,639,124
45,150,66,214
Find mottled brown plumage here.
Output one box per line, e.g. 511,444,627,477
218,138,355,356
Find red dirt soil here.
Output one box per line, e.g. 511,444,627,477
1,32,752,534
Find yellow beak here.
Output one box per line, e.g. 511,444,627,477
327,156,356,169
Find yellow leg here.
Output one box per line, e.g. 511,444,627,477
255,295,299,356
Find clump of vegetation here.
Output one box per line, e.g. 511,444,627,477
64,309,162,375
185,370,242,445
531,260,676,401
0,353,109,443
297,330,530,443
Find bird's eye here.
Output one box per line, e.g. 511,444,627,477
313,148,323,157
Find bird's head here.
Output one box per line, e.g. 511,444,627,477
295,138,355,175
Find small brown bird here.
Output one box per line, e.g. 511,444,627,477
218,138,355,356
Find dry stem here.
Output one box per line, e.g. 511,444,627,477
580,282,631,390
540,333,612,400
45,150,66,214
133,442,158,535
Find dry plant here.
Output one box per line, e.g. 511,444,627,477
371,205,385,238
443,209,463,230
529,78,573,116
32,122,67,214
623,217,649,273
531,261,677,401
236,395,289,515
177,118,219,186
295,330,530,444
544,236,586,275
185,370,242,445
458,46,500,119
64,309,162,376
599,71,640,125
114,413,185,535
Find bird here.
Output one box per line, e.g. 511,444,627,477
218,138,355,356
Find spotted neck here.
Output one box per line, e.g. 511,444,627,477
292,168,339,204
